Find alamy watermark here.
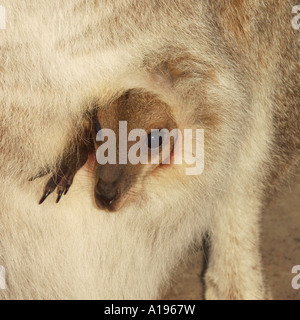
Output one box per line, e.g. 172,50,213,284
292,266,300,290
0,266,5,290
96,122,204,176
0,5,5,30
292,5,300,30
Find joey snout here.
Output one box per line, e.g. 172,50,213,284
94,165,127,212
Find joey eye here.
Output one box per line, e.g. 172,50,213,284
147,130,164,149
95,121,101,134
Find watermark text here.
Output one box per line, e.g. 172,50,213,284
292,5,300,30
292,265,300,290
96,122,204,176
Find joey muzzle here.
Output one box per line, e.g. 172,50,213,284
94,165,125,211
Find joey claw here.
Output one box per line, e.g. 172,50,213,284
37,140,90,205
56,190,64,204
64,185,71,196
39,190,52,205
38,175,61,205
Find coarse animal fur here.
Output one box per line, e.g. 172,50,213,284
0,0,299,300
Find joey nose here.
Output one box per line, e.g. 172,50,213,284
95,191,118,208
95,180,120,209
